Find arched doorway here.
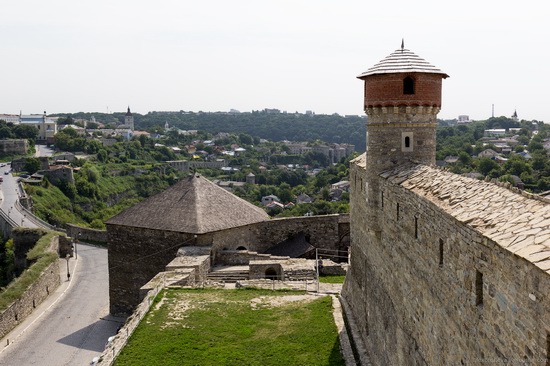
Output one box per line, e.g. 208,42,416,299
236,246,247,251
265,268,278,280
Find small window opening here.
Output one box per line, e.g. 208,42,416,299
381,192,384,208
403,76,415,94
475,270,483,307
414,217,418,239
439,239,444,268
405,136,411,148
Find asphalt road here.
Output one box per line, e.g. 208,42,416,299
0,244,123,366
0,164,36,228
0,145,123,365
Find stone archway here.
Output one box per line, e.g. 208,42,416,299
236,246,247,251
265,268,279,280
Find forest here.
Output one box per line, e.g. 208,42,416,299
53,110,367,151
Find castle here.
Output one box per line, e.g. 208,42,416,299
341,44,550,364
106,173,349,315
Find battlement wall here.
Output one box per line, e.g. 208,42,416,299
342,161,550,365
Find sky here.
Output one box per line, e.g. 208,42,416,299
1,1,547,122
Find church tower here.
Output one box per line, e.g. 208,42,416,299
124,106,134,131
358,42,448,231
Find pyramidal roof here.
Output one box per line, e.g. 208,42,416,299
106,174,269,234
357,44,448,79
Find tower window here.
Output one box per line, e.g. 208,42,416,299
403,76,415,94
402,132,413,152
414,216,418,239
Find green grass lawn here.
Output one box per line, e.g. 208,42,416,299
319,275,346,284
114,288,344,366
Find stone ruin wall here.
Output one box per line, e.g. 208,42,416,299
342,163,550,365
0,139,28,155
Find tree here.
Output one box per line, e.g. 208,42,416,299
477,158,499,176
13,124,39,140
24,158,42,174
0,126,14,139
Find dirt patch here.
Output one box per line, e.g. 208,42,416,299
250,294,323,310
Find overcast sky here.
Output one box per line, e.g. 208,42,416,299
1,1,547,122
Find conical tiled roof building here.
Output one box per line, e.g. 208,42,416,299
107,174,269,315
106,173,268,234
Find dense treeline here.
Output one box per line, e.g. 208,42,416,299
53,110,368,151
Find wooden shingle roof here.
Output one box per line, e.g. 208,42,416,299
106,174,269,234
357,47,448,79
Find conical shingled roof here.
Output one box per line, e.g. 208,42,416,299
357,48,448,78
106,174,269,234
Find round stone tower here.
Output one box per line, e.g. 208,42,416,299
358,43,448,231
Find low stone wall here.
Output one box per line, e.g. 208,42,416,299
66,224,107,244
0,260,60,339
97,274,165,366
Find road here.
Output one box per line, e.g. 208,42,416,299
0,146,123,365
0,244,123,366
0,164,36,228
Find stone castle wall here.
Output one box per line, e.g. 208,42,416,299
107,224,195,315
209,215,349,260
342,162,550,365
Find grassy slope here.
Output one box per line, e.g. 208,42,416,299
28,168,144,227
114,289,344,366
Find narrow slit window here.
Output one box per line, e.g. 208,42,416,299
414,217,418,239
475,270,483,307
403,76,415,95
396,203,400,221
546,333,550,365
439,239,444,268
405,136,411,148
381,192,384,208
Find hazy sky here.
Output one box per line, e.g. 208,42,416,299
1,1,547,122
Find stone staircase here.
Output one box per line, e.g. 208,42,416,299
207,266,250,283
